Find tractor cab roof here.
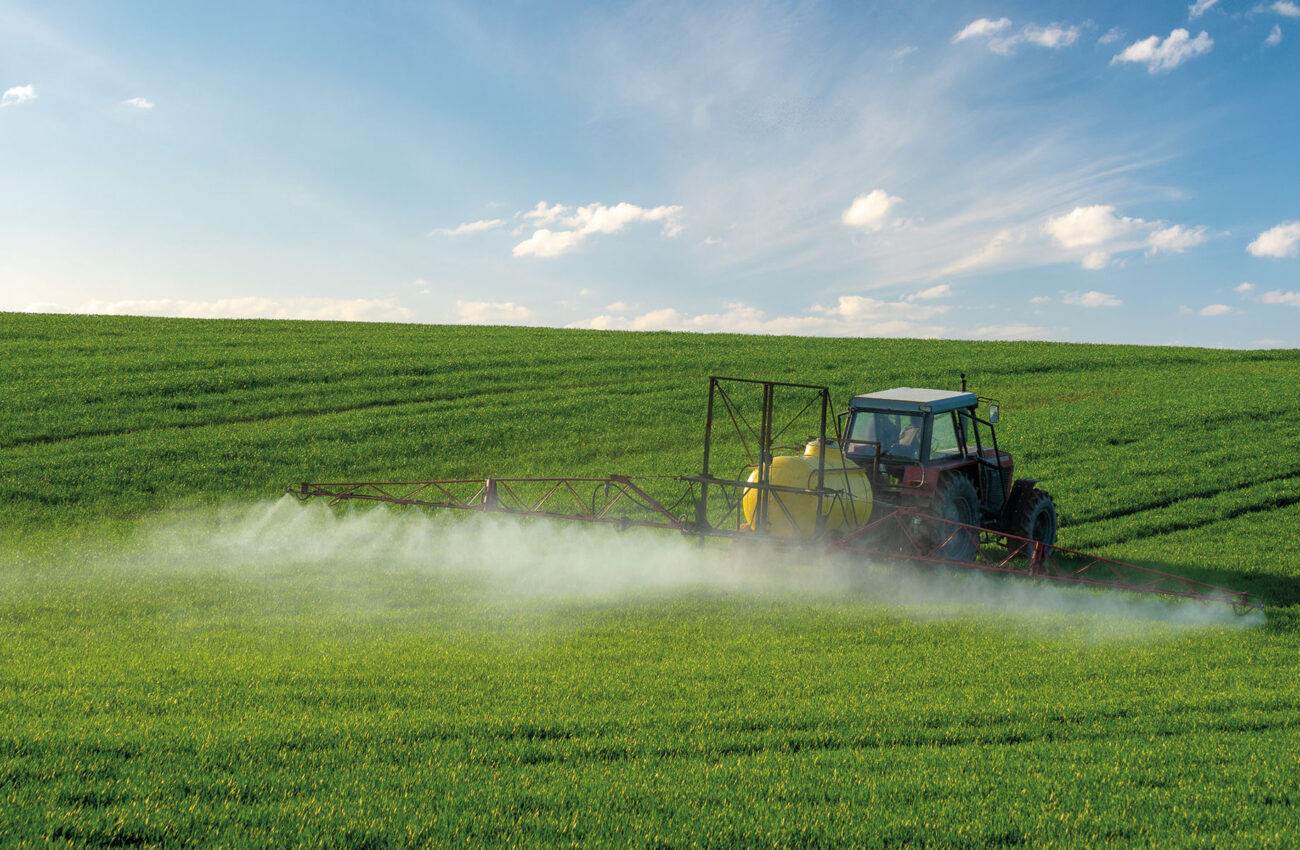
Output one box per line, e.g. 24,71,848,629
848,387,977,415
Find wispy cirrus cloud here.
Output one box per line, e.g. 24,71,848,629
952,17,1011,43
429,218,504,236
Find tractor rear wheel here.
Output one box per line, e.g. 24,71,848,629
1012,488,1058,549
931,475,980,561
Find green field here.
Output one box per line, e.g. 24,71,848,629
2,311,1298,847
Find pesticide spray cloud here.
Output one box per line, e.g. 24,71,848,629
130,497,1261,633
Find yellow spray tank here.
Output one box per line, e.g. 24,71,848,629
741,439,873,538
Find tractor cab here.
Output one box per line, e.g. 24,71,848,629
842,387,1013,517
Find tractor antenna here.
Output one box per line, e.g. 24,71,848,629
960,373,967,392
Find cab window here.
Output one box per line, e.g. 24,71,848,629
847,411,924,460
930,411,961,459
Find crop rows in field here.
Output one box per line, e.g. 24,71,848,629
3,312,1300,847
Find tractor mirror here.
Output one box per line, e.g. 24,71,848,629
988,405,999,423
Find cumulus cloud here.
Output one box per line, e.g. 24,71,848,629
1111,29,1213,73
1062,290,1122,308
952,17,1012,43
816,295,951,324
1043,205,1207,269
1247,221,1300,258
1261,290,1300,306
455,300,536,323
1,84,36,107
1188,0,1219,17
1148,224,1208,253
121,97,154,109
512,201,682,258
1235,282,1255,293
842,189,903,231
1273,1,1300,17
511,228,585,258
1098,27,1125,44
429,218,503,236
1199,304,1232,316
1265,24,1283,45
33,297,415,322
1045,205,1137,248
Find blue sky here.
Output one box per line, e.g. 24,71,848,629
2,1,1297,347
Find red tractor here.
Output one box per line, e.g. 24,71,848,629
840,382,1057,560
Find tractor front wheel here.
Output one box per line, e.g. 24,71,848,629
1012,488,1058,549
931,475,980,561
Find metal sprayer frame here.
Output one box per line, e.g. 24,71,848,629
679,377,838,539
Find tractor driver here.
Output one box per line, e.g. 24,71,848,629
875,414,922,460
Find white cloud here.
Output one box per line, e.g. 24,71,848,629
1111,29,1213,73
1063,290,1122,307
817,295,951,323
430,218,503,236
1043,205,1205,269
972,324,1051,340
1273,1,1300,17
1261,290,1300,306
40,297,414,322
512,202,683,258
455,300,536,323
1147,224,1208,253
1199,304,1232,316
970,22,1081,54
1247,221,1300,257
952,18,1012,43
1,84,36,107
1019,23,1081,49
1265,24,1283,45
842,189,903,231
605,301,628,312
1098,28,1124,44
911,284,950,300
511,228,584,258
1188,0,1219,17
568,297,952,338
121,96,154,109
1081,251,1110,270
1045,205,1136,248
522,202,570,227
1235,282,1255,293
1030,295,1051,304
